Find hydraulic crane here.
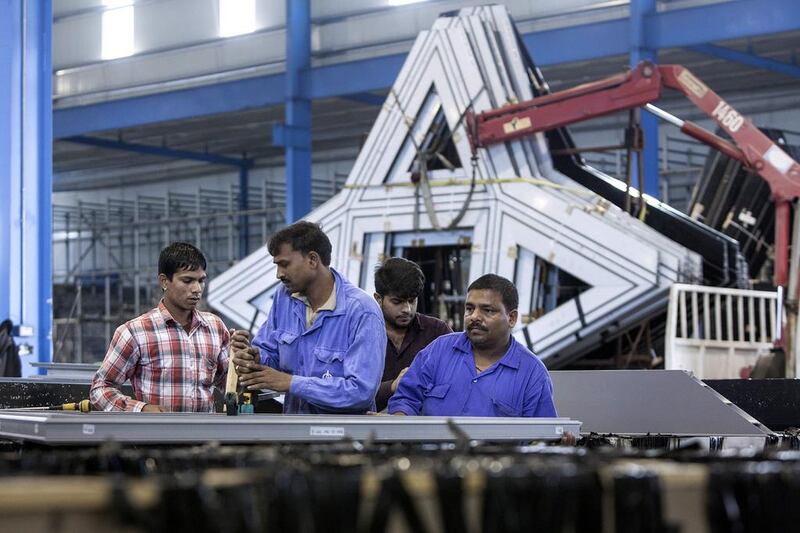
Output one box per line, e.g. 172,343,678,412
466,61,800,361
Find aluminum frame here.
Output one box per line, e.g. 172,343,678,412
209,5,702,364
0,412,580,445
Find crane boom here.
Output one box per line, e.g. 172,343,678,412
467,61,800,289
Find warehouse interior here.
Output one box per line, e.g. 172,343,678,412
3,1,800,531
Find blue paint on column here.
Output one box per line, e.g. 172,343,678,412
239,165,250,257
284,0,312,223
630,0,660,199
0,0,53,375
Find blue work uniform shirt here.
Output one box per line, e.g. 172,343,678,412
388,332,556,417
252,268,386,414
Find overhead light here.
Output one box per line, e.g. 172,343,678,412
388,0,428,6
103,0,133,7
101,3,134,60
219,0,256,38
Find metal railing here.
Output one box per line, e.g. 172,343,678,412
665,283,781,379
51,183,285,363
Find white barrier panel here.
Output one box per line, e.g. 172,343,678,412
665,284,780,378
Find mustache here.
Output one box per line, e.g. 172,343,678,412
467,323,487,331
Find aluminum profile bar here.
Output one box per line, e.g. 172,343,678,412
0,412,580,445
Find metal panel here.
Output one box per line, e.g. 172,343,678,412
0,378,133,410
551,370,771,437
0,412,580,445
705,378,800,432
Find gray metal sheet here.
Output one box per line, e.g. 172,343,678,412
29,362,100,379
0,411,580,445
551,370,770,437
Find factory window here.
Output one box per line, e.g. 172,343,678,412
101,1,134,60
514,247,590,324
219,0,256,38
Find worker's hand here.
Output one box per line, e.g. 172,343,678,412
230,329,251,350
141,404,166,413
239,365,293,393
231,347,260,375
390,367,409,393
230,329,256,368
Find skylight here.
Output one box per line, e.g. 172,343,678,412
219,0,256,38
388,0,428,6
101,1,134,60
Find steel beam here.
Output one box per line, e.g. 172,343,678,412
65,135,248,167
688,43,800,80
522,17,627,66
0,0,53,376
650,0,800,49
630,0,660,199
282,0,312,223
238,166,249,257
340,92,386,106
52,0,800,138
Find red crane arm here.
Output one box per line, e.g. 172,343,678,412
467,61,800,288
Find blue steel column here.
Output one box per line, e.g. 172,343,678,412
630,0,660,199
239,164,249,257
284,0,312,223
0,0,53,375
0,1,16,328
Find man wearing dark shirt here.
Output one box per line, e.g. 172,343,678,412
374,257,452,411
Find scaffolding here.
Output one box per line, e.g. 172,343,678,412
52,181,284,363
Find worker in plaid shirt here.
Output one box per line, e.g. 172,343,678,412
90,242,230,412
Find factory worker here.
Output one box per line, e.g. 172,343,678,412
388,274,556,417
91,242,229,412
231,221,386,414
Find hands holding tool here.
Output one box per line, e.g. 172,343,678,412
230,329,259,375
230,329,293,393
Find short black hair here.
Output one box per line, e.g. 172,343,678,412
159,242,207,279
268,221,332,266
467,274,518,312
374,257,425,299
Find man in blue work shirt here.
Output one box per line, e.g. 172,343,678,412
231,221,386,414
388,274,556,417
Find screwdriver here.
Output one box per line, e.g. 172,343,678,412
10,399,91,413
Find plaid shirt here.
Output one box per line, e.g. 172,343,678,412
90,301,230,412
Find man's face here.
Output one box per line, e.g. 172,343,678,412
376,294,417,329
160,267,206,312
273,243,315,294
464,289,517,349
